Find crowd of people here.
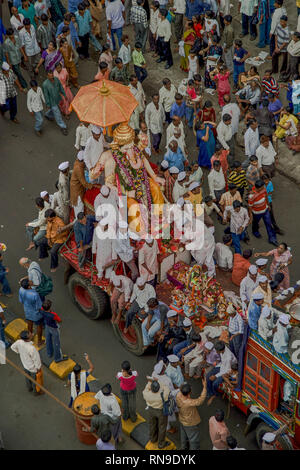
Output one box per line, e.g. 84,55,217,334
0,0,298,452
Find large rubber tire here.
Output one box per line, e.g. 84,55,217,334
112,315,144,356
68,272,110,320
255,422,293,450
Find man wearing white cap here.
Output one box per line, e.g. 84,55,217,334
173,317,197,359
110,272,133,324
145,94,165,154
165,354,184,388
273,313,291,354
70,151,95,218
25,195,50,251
258,305,276,341
172,169,188,203
184,181,203,217
0,61,25,123
112,221,139,282
166,127,187,158
228,305,244,358
40,190,53,206
183,220,216,277
57,161,71,224
94,185,119,223
83,125,109,178
124,277,156,333
262,425,288,450
166,115,185,144
138,238,159,285
240,265,258,305
254,257,268,275
252,275,272,307
75,122,92,151
163,140,186,172
92,218,118,280
247,292,264,330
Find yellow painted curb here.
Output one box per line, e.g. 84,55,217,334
5,318,27,341
49,358,76,379
145,440,176,451
121,413,146,436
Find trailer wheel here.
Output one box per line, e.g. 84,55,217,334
68,272,109,320
255,422,293,450
112,316,144,356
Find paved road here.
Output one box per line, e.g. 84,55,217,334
1,2,300,450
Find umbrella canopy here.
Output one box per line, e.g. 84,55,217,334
70,80,138,127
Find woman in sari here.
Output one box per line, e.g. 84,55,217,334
35,40,63,74
194,119,216,168
197,100,216,136
255,243,293,289
54,62,74,117
59,38,78,88
273,106,298,150
180,21,196,72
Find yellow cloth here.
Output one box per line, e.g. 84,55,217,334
127,178,164,232
275,114,298,139
185,190,203,217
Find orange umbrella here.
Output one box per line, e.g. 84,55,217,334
70,80,139,127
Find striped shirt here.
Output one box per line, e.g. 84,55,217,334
261,76,279,96
275,24,290,52
219,190,242,209
248,187,268,214
228,170,247,189
228,312,244,335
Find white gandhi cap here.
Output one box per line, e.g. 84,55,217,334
2,62,9,71
58,161,69,171
169,166,179,174
167,354,179,363
91,125,103,134
183,318,192,327
153,360,164,375
204,341,213,350
248,265,257,275
40,191,48,198
279,313,290,325
161,160,169,169
263,432,276,443
136,277,146,286
189,182,200,191
100,185,110,196
167,309,177,318
178,171,186,182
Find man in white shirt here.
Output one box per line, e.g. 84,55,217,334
149,1,160,52
74,122,92,150
10,7,25,37
128,73,146,129
83,125,108,177
255,135,277,178
11,330,43,394
19,18,41,77
124,276,156,332
138,238,159,284
206,340,237,405
156,8,173,69
19,257,44,289
159,77,177,123
222,94,240,136
110,273,133,323
25,197,50,250
170,0,186,43
208,160,226,202
112,222,139,281
243,119,260,169
95,383,123,443
217,114,235,165
106,0,125,50
223,200,250,254
214,234,233,270
240,265,258,305
145,93,165,153
258,305,275,341
238,0,258,40
27,81,45,136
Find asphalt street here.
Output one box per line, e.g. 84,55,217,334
1,1,300,451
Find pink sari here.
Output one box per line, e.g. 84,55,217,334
54,68,74,116
268,248,292,289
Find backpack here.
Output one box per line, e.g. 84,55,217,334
32,268,53,297
160,391,176,417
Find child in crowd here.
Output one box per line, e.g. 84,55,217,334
27,79,45,137
187,47,199,81
94,61,109,81
116,360,138,423
233,39,249,89
223,362,238,389
132,42,148,83
99,43,114,71
211,65,231,107
118,35,131,71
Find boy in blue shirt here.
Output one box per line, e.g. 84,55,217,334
233,39,250,88
262,174,283,235
170,93,187,121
